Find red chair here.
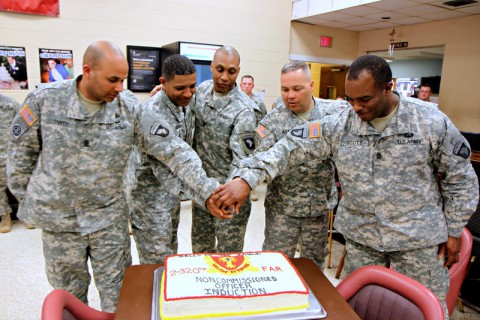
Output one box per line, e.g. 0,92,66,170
336,265,444,320
446,227,473,316
41,289,115,320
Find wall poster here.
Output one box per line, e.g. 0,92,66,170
126,45,161,92
0,46,28,90
39,48,74,83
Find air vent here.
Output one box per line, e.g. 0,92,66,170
443,0,478,7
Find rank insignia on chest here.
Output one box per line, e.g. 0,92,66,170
256,125,270,138
309,122,321,138
19,105,37,127
150,123,169,137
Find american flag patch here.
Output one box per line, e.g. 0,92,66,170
309,122,321,138
256,125,270,138
19,105,37,127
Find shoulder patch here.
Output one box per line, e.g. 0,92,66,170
256,125,270,138
309,122,321,138
290,127,307,138
150,123,169,137
19,105,37,127
243,135,255,151
11,119,29,138
453,140,471,159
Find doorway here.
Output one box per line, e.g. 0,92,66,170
319,66,348,100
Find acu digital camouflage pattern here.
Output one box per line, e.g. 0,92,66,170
250,93,267,125
191,80,257,253
238,94,478,251
42,222,131,312
235,94,478,313
7,78,219,310
345,239,450,318
0,94,19,216
129,90,195,264
255,98,345,267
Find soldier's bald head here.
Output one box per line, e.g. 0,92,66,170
213,46,240,65
83,40,125,69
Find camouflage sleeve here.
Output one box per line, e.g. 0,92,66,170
7,95,42,202
258,100,268,119
434,117,479,238
236,120,329,189
229,108,257,175
136,106,219,209
0,99,19,214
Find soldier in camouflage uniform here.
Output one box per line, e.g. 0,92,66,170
7,41,227,312
239,75,268,201
191,46,257,253
129,54,197,264
0,94,19,233
253,61,344,268
239,75,267,124
215,55,478,318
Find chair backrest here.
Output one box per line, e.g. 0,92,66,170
41,289,115,320
446,227,473,316
336,265,444,320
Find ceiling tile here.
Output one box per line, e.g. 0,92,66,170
367,0,419,10
393,16,433,24
427,10,471,20
396,4,447,15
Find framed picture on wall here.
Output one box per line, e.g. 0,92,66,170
126,45,162,92
38,48,74,83
0,45,28,90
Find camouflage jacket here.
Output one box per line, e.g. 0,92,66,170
251,94,267,125
192,80,256,183
7,78,219,235
131,90,195,199
236,95,479,251
0,94,19,215
255,98,343,217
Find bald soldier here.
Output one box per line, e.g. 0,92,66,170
190,46,257,253
7,41,228,311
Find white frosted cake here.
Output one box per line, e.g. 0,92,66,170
0,64,14,82
160,251,310,320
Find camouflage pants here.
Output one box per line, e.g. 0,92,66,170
345,239,450,319
131,201,181,264
42,223,132,312
191,199,251,253
263,209,329,269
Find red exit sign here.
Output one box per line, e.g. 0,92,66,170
320,36,333,48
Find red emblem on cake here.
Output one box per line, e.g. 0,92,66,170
205,253,258,274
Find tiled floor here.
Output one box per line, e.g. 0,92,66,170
1,183,479,319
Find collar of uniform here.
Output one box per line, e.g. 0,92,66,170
205,82,239,111
65,75,116,124
350,92,411,137
160,90,186,122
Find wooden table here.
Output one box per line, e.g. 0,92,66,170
115,257,360,320
471,150,480,164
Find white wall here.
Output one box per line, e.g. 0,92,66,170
389,59,443,79
0,0,292,106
